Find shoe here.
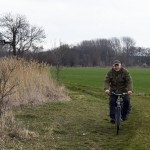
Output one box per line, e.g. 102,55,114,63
128,106,132,114
122,116,128,121
110,119,115,124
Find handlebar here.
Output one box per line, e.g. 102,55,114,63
111,92,128,96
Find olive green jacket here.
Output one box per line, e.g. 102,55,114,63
104,67,133,93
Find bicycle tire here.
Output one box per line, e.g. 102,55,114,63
115,106,121,135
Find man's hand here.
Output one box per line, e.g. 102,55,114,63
105,89,110,94
128,91,132,95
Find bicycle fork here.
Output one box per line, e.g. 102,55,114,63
115,99,122,134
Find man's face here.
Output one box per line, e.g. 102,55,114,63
113,63,121,71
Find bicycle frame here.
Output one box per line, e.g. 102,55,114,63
111,92,128,134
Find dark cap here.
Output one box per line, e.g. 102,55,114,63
113,60,121,65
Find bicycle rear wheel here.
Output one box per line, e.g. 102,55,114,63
115,106,121,135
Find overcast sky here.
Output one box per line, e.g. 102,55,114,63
1,0,150,49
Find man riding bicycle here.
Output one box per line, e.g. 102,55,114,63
104,60,133,123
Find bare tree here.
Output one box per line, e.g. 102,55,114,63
110,37,122,56
121,37,135,66
0,13,46,57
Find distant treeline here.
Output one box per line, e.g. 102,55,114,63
29,37,150,67
1,37,150,67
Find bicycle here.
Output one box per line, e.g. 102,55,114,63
111,92,128,135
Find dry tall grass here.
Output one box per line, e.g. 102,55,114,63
0,57,69,109
0,57,69,143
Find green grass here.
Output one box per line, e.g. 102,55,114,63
129,68,150,93
2,67,150,149
59,67,150,94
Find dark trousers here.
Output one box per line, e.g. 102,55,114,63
109,94,131,119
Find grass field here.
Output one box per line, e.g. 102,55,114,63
59,67,150,94
3,67,150,149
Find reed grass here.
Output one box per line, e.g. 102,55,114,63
0,57,69,109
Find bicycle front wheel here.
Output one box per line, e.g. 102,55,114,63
115,106,121,135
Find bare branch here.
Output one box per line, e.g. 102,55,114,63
0,13,46,56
